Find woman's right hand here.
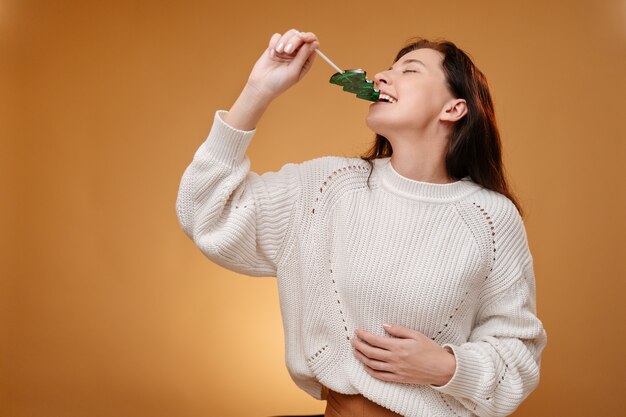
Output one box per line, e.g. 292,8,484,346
222,29,319,131
246,29,320,102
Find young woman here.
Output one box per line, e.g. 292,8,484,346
176,29,547,417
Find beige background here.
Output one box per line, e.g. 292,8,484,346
2,0,625,416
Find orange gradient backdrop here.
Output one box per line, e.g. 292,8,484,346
1,0,625,416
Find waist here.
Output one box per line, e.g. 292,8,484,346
322,386,403,417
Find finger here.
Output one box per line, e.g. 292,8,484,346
275,28,302,53
355,329,395,350
299,56,315,80
282,29,317,55
383,323,423,340
360,363,402,383
284,34,305,55
352,335,392,361
291,41,316,71
299,47,317,77
353,348,393,372
267,33,281,59
297,31,319,44
268,32,281,50
293,33,319,54
278,39,317,64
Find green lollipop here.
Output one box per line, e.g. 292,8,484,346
313,48,380,103
329,69,380,102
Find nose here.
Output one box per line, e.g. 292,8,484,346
374,70,389,89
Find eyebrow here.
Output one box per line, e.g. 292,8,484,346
389,59,427,70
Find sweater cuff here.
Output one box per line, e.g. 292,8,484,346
429,343,490,399
200,110,256,166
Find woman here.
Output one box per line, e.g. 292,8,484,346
176,29,547,417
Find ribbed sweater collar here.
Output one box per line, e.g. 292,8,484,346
374,157,482,202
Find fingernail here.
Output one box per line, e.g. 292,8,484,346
284,43,293,53
276,42,284,52
383,324,391,328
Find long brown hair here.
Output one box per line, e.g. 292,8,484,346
362,38,524,217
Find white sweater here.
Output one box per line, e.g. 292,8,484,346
176,110,547,417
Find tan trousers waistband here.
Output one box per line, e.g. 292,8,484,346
322,386,403,417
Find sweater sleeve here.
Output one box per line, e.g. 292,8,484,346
175,110,301,276
430,203,548,417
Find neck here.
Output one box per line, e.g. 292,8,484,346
388,131,453,184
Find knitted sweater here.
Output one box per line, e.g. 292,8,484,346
176,110,547,417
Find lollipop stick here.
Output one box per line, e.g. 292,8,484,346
314,49,344,74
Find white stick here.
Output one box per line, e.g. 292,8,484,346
314,49,344,74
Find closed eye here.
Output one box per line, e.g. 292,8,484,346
402,70,418,73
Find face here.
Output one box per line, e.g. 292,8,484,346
365,48,458,139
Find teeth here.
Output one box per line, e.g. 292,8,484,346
379,93,397,103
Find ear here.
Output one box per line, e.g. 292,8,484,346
440,98,467,123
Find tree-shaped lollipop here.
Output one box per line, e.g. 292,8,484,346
313,49,381,103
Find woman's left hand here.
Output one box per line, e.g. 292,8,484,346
351,324,456,387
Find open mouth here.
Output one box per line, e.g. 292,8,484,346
378,93,397,103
